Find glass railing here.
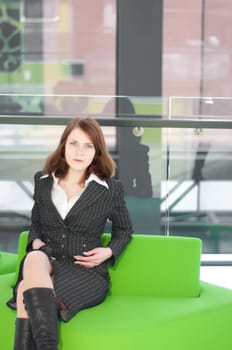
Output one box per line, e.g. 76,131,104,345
1,94,232,266
165,96,232,265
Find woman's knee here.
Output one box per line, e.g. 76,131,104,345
23,251,52,276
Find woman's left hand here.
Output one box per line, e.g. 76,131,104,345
74,247,112,268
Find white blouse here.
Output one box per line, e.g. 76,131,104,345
49,173,108,220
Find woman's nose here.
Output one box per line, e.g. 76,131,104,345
76,145,84,154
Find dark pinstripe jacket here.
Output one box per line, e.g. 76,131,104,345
28,171,133,270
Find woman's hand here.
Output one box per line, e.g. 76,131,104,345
32,238,46,250
74,247,113,268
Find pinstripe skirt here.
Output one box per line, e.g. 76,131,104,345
51,258,109,322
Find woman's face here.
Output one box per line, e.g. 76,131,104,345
65,127,96,173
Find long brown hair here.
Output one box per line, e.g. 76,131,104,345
43,117,116,183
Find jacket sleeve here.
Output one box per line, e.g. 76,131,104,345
107,180,133,265
26,172,42,251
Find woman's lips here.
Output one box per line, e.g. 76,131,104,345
73,159,84,163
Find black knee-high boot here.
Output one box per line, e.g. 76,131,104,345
23,288,58,350
14,318,37,350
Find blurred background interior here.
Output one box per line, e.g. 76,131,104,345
1,0,232,288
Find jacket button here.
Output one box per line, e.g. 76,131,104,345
61,244,64,248
83,244,86,247
62,234,66,238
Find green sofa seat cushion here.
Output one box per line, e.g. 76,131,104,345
1,271,232,350
59,283,232,349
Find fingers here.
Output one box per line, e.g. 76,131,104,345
82,249,96,256
74,250,96,267
74,253,96,266
75,261,97,268
74,255,98,268
73,247,110,268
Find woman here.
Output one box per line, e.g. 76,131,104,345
9,117,133,350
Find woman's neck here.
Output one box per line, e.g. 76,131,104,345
58,170,86,200
64,169,85,185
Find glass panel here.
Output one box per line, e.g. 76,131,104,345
163,0,232,98
163,0,202,97
164,97,232,258
0,0,116,98
1,94,232,264
168,96,232,120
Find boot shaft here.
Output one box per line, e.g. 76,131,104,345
14,318,37,350
23,288,58,350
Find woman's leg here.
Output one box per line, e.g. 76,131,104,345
15,251,58,350
22,250,53,290
23,288,58,350
16,250,53,318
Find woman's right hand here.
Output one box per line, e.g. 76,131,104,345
32,238,46,250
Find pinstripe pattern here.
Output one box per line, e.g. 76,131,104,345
27,171,133,321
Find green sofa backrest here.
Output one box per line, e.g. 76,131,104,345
13,231,201,298
108,234,201,297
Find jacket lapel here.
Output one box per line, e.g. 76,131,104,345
39,174,53,203
39,175,65,224
65,181,107,218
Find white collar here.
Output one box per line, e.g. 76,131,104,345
40,172,108,190
86,173,109,189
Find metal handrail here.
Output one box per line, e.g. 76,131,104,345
1,115,232,128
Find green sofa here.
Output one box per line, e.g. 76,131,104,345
0,251,17,275
1,231,232,350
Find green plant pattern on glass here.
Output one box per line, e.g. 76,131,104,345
0,2,22,72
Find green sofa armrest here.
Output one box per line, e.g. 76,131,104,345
0,252,17,275
10,231,29,286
